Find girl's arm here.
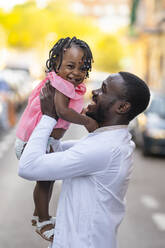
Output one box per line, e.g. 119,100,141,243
55,90,98,132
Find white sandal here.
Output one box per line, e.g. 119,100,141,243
31,216,56,226
36,219,55,242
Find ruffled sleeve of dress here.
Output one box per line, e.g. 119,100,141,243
47,71,86,100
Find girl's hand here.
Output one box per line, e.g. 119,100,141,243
81,108,87,115
84,116,98,132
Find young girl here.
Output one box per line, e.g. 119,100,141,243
15,37,97,242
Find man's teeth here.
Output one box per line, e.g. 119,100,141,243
89,101,96,106
92,100,96,104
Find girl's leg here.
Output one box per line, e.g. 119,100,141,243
33,182,39,217
34,182,55,242
33,130,65,241
48,181,55,204
33,129,65,221
33,181,53,221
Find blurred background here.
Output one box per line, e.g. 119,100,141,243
0,0,165,248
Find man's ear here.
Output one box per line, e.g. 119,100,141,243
116,101,131,114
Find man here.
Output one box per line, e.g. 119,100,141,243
19,72,150,248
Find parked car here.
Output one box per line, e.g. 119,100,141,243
129,91,165,156
0,78,16,130
0,66,34,111
0,98,3,128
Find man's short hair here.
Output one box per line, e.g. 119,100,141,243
119,71,150,121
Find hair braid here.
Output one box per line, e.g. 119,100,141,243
46,36,93,77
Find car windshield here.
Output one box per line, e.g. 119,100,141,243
147,95,165,118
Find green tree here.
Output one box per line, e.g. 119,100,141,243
0,0,124,72
0,2,52,49
93,34,123,73
0,0,97,50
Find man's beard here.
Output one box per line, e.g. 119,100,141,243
86,105,107,124
86,99,116,124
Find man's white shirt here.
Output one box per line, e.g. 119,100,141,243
19,115,135,248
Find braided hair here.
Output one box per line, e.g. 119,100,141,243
46,37,93,78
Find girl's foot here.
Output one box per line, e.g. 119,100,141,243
36,219,55,242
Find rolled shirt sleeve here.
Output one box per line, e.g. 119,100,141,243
18,115,108,181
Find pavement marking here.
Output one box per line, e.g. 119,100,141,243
152,213,165,231
141,195,159,209
141,195,165,232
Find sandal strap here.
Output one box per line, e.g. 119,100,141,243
37,220,53,228
32,216,38,221
42,229,54,239
50,217,56,225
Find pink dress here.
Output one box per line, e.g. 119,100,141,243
16,71,86,142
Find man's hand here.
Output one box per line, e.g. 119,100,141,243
40,81,58,120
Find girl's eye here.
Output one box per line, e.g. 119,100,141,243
67,64,74,69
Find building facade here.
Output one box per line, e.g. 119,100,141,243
130,0,165,90
71,0,130,32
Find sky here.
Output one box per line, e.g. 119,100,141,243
0,0,130,32
0,0,48,11
0,0,27,11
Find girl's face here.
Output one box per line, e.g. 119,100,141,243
56,46,87,87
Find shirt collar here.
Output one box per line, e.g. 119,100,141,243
93,125,128,134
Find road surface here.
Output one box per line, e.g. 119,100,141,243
0,123,165,248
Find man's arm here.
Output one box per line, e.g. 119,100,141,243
60,140,78,151
18,115,107,181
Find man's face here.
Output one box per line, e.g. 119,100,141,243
86,73,125,123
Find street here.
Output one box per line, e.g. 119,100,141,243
0,123,165,248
